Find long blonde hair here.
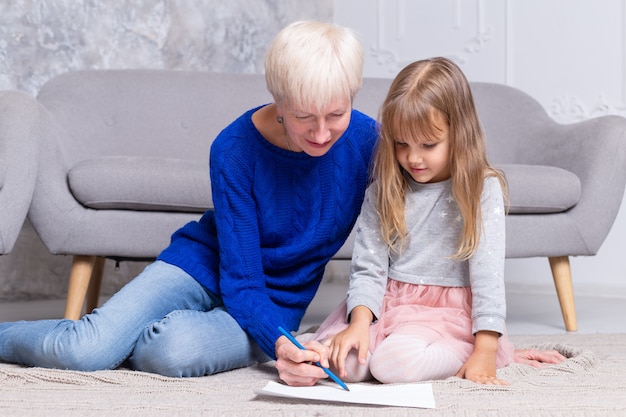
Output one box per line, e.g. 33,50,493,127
372,57,508,259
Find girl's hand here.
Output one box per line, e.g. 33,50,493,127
324,325,369,378
456,349,509,385
275,336,330,386
456,331,509,385
324,306,373,378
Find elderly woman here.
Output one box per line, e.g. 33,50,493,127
0,21,379,384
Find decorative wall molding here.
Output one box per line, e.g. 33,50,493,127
549,94,626,123
545,0,626,122
369,0,494,74
358,0,626,123
449,0,493,65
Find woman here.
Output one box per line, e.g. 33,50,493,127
0,21,379,385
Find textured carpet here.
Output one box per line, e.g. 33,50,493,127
0,333,625,417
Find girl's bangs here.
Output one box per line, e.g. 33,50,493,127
386,100,444,144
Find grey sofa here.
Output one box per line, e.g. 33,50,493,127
22,70,626,331
0,91,39,254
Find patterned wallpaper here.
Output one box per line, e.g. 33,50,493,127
0,0,332,94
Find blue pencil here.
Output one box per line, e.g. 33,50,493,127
277,326,350,392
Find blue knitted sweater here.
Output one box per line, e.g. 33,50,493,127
158,105,378,358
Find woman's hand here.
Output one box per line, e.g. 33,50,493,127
456,330,509,385
274,336,329,386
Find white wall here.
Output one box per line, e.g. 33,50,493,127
334,0,626,297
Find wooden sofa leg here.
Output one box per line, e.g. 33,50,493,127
85,257,105,314
548,256,578,332
64,255,98,320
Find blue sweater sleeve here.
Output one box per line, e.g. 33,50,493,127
209,145,289,357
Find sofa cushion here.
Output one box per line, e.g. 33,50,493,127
68,157,212,212
498,164,581,214
68,158,579,216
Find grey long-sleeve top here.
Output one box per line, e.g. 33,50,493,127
346,176,507,335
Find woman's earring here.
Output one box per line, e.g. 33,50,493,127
276,116,283,124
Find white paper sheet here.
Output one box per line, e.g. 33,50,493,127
254,381,436,408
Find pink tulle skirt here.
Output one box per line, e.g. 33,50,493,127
304,279,515,368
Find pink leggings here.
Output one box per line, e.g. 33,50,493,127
337,326,466,383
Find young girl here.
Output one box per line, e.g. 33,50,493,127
299,57,564,386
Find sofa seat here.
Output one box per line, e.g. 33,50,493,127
67,158,581,220
498,164,580,214
68,157,212,213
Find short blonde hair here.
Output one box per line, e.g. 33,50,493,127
265,20,364,111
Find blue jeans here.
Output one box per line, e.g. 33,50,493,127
0,261,269,377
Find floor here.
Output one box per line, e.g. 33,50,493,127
1,281,625,335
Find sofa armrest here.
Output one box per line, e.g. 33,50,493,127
0,91,40,253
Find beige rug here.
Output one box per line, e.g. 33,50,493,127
0,333,624,417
